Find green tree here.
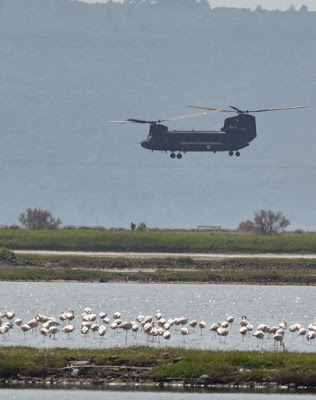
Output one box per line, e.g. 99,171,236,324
237,219,256,234
136,222,147,231
19,208,62,230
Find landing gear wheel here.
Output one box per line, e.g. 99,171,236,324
229,151,234,156
236,151,240,157
170,153,176,159
177,153,182,159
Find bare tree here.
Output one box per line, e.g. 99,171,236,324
19,208,62,230
238,210,290,236
253,210,290,236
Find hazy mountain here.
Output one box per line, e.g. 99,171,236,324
0,0,315,229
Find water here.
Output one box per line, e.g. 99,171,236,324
0,282,315,351
1,388,316,400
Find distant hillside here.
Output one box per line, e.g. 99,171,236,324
0,0,315,229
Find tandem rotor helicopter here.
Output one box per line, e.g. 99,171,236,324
110,105,307,159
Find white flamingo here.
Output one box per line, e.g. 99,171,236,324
62,324,76,339
198,320,206,335
180,327,190,344
216,326,229,342
253,329,264,345
21,323,31,338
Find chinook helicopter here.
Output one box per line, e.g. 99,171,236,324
110,105,306,159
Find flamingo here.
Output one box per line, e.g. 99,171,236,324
189,320,198,330
239,326,248,341
66,310,75,322
198,320,206,335
40,327,49,341
0,324,10,340
48,326,59,339
26,316,39,333
221,321,229,329
306,331,316,342
298,327,306,339
178,316,188,326
163,331,171,342
43,320,61,330
21,323,31,338
59,312,67,324
210,323,221,336
253,329,264,345
132,324,139,337
247,323,254,337
113,311,121,320
180,327,190,344
98,325,106,338
99,312,107,320
118,321,133,344
216,326,229,342
91,323,100,337
163,322,171,331
155,311,162,320
240,315,248,327
273,333,284,348
5,311,15,321
15,318,23,330
62,324,76,339
226,315,234,328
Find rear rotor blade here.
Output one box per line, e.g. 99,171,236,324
247,106,307,113
189,105,307,114
109,110,215,125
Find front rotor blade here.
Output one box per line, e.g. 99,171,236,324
126,118,153,124
188,106,235,113
109,120,139,123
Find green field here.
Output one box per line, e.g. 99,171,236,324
0,229,315,253
0,347,315,387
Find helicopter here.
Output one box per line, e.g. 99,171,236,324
110,105,307,159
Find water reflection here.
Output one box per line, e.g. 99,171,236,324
1,387,315,400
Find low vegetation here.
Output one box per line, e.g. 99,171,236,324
0,347,315,387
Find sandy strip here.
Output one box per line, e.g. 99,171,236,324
13,250,316,260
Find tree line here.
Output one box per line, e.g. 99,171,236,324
0,208,293,236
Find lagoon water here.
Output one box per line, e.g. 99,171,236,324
0,282,315,351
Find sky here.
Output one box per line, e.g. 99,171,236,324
73,0,316,11
1,0,315,230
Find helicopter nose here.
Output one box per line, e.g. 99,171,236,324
141,139,150,149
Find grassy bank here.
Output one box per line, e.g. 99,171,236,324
0,347,315,387
0,266,315,285
0,229,316,253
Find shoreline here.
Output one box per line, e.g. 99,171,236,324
1,377,315,394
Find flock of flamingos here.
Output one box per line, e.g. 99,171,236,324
0,308,315,348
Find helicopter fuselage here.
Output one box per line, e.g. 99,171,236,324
141,114,257,156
